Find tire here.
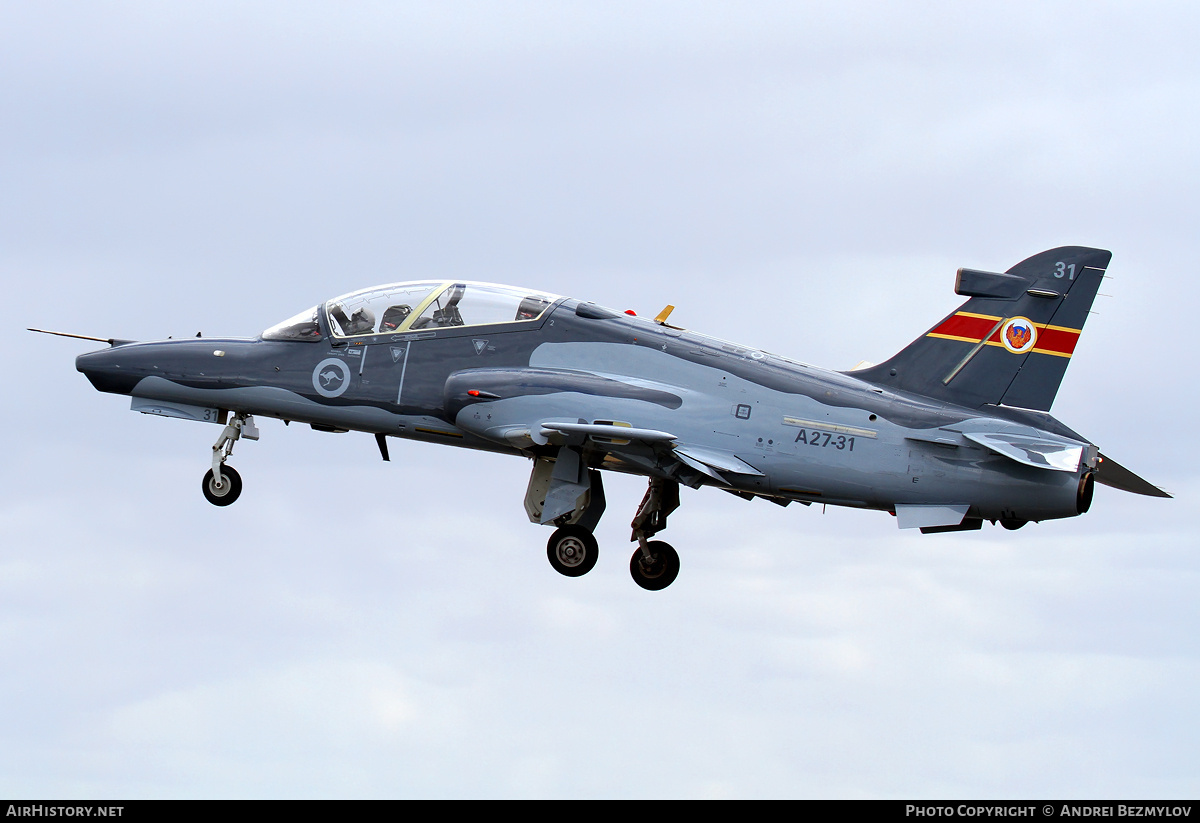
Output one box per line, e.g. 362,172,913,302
630,541,680,591
202,466,242,507
547,525,599,577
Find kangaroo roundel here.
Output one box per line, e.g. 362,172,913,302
312,358,350,398
1001,316,1037,354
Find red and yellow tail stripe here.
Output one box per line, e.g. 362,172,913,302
926,311,1080,358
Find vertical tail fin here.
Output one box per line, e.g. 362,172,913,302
853,247,1111,411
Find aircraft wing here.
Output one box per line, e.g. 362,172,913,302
1095,453,1172,498
539,421,677,443
447,366,770,485
539,422,763,482
671,444,765,480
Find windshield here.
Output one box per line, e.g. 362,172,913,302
262,306,322,341
324,281,559,338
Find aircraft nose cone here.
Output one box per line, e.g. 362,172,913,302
76,345,145,395
76,338,260,397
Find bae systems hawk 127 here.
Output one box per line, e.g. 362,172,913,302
37,246,1169,590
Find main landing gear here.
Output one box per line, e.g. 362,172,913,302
532,451,682,590
202,413,259,507
628,478,680,591
547,524,599,577
629,541,680,592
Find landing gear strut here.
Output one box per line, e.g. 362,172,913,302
204,413,258,507
629,478,681,591
530,453,684,589
530,450,605,578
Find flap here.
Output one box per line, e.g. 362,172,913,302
672,445,765,477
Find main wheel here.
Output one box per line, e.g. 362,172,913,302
546,525,599,577
630,541,680,591
999,518,1026,530
202,466,242,507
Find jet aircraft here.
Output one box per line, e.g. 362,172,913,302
39,246,1169,590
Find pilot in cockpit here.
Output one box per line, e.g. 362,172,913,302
348,307,375,334
330,304,376,336
516,296,550,321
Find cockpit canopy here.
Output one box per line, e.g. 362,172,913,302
261,306,321,341
262,281,560,341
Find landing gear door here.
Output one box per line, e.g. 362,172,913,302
525,450,606,530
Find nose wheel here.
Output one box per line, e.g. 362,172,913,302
547,525,599,577
202,466,242,506
203,413,258,507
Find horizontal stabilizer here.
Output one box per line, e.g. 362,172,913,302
1096,453,1172,498
963,431,1084,472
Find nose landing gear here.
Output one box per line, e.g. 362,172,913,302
203,413,258,507
202,465,242,506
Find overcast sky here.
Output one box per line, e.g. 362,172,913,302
2,1,1197,798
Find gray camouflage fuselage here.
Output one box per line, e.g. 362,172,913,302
75,291,1096,527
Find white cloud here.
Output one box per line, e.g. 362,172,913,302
2,0,1196,799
